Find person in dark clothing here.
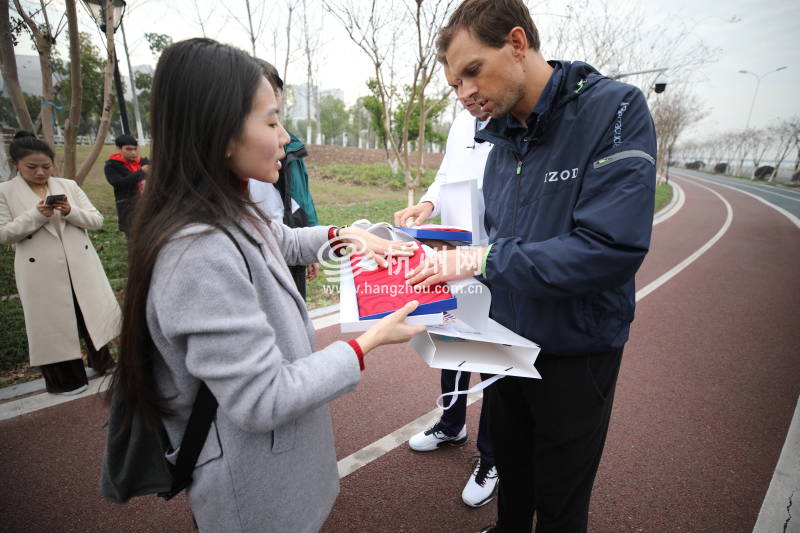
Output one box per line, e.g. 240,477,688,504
104,135,149,237
249,60,320,299
407,1,657,531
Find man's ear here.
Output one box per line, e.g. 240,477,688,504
507,26,528,59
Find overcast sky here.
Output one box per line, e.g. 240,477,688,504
13,0,799,143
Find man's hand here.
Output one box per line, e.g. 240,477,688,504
405,247,486,289
394,201,434,228
306,263,320,281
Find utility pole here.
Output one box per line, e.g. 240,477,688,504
120,20,145,141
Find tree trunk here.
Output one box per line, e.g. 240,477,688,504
0,135,10,181
62,0,81,180
0,0,35,132
74,1,116,185
36,35,55,148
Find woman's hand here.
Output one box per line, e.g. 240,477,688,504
306,263,320,281
51,197,71,216
36,200,54,217
338,226,418,268
356,300,428,354
405,247,487,289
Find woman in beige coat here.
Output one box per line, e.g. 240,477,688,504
0,133,120,394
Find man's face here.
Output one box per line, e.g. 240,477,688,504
445,29,526,120
119,145,138,163
445,65,490,121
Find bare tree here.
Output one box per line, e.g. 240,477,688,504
769,117,800,182
12,0,70,148
280,1,297,119
74,0,116,185
222,0,267,56
650,86,707,177
749,129,772,180
325,0,455,206
0,0,35,132
61,0,81,181
191,0,216,38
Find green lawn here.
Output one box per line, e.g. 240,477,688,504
0,154,675,385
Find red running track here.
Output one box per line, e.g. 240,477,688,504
0,173,797,533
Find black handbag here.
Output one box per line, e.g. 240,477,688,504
100,227,251,503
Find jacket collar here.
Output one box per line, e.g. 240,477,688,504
231,216,309,323
476,60,606,150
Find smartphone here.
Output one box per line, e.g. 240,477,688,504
45,194,66,206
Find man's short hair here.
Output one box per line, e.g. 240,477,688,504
437,0,540,63
115,134,138,148
252,57,284,93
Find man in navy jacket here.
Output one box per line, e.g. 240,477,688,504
407,0,657,531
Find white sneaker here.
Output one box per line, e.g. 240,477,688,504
53,384,88,396
408,422,467,452
462,457,499,507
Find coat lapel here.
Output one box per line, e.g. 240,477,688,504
235,220,309,326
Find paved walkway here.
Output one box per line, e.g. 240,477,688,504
1,172,798,532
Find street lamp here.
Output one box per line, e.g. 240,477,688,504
83,0,131,136
612,68,669,93
739,66,788,131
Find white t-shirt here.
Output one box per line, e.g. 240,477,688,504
419,108,493,243
248,179,285,222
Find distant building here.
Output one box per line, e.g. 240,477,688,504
287,83,345,122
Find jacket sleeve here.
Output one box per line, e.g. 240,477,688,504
63,181,104,230
419,150,451,218
0,193,48,244
289,159,320,226
150,230,361,433
268,221,331,266
485,88,657,298
104,160,144,188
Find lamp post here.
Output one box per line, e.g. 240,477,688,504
611,68,669,93
739,66,787,131
83,0,130,136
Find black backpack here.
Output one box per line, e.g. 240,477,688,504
100,227,251,503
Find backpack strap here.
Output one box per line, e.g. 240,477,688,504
159,226,252,500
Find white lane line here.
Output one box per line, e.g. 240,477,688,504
636,178,733,302
337,391,483,478
677,172,800,230
753,394,800,533
676,172,800,202
653,181,685,226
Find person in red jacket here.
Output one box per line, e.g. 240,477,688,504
104,134,149,237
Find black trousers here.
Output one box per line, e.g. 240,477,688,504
487,348,623,533
40,289,114,393
438,369,495,466
289,264,307,300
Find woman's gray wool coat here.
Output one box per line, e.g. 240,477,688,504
147,219,361,532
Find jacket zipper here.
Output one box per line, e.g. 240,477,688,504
509,152,523,330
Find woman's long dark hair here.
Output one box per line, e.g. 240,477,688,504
109,38,268,428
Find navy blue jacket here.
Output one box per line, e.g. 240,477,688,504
476,60,657,356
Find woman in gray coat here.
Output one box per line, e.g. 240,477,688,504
109,39,425,532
